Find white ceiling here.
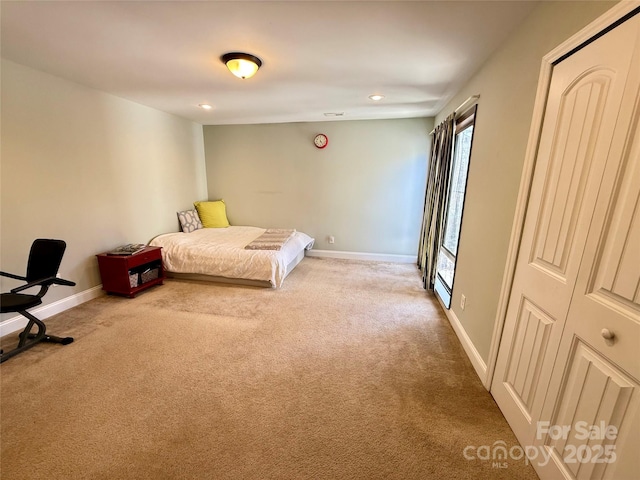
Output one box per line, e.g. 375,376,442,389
1,0,537,125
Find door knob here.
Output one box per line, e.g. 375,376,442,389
601,328,615,345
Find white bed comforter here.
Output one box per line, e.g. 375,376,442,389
149,226,314,287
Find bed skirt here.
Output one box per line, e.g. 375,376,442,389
165,248,307,288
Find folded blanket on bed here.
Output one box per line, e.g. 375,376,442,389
244,229,296,251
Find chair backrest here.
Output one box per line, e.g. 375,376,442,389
25,239,67,285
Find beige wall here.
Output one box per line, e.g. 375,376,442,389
433,1,617,362
0,60,207,316
203,118,433,255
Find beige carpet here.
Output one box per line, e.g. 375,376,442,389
1,258,538,479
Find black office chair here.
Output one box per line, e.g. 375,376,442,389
0,239,76,363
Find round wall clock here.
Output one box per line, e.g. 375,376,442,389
314,133,328,149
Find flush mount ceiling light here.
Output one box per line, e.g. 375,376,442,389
368,94,385,101
198,104,213,110
221,52,262,79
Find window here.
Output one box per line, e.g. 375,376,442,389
434,106,476,308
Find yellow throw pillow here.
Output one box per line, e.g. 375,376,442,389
193,200,230,228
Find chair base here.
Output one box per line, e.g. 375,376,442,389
0,311,73,364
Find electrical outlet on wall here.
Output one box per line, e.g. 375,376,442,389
460,294,466,310
328,235,335,244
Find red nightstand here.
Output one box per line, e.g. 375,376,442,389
96,246,165,297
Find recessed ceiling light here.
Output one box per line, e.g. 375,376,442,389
323,112,344,117
368,94,385,101
199,104,213,110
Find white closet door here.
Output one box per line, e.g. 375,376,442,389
534,18,640,478
491,11,640,478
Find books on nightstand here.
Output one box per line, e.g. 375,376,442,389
106,244,147,256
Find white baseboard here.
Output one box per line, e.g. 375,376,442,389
436,295,489,387
0,285,104,337
306,249,417,264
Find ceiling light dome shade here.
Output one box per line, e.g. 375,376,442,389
221,52,262,79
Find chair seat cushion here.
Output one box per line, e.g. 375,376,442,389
0,293,42,313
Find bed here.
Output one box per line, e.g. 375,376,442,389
149,226,315,288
